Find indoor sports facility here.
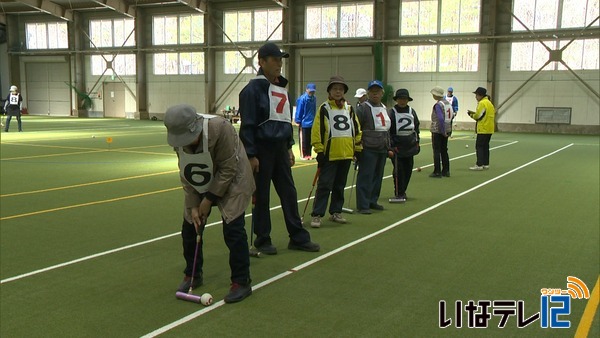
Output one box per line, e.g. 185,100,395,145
1,1,598,337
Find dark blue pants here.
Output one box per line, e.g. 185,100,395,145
356,149,387,210
476,133,492,166
4,113,22,132
253,140,311,247
182,213,250,284
431,133,449,175
311,159,351,217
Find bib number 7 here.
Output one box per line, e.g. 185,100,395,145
271,91,287,114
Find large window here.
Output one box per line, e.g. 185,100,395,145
306,2,373,39
153,14,204,45
26,22,68,49
224,9,282,42
400,44,479,72
512,0,599,31
91,55,136,76
400,0,481,36
90,19,135,48
224,50,259,74
510,39,600,71
153,52,205,75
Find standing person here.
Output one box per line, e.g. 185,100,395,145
388,89,420,203
309,75,362,228
355,80,390,214
164,104,254,304
468,87,496,170
238,42,320,254
353,88,367,110
3,85,23,132
295,83,317,160
445,87,459,126
429,86,453,178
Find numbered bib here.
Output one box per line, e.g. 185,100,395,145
9,94,19,105
365,102,390,131
393,107,416,136
439,101,453,121
177,116,214,194
327,103,353,138
251,75,291,124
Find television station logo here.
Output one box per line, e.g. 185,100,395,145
439,276,590,329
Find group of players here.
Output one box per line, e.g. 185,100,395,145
163,42,495,304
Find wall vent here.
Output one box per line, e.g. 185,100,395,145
535,107,571,124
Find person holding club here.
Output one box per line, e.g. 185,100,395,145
309,75,362,228
164,104,254,304
388,89,420,203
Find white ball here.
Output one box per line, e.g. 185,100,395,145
465,144,469,148
92,135,96,138
200,293,213,306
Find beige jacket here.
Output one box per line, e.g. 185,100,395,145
177,117,255,224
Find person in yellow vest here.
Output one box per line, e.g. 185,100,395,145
467,87,495,171
309,75,362,228
164,104,254,303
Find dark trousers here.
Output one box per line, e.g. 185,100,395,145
4,113,22,132
311,159,351,217
431,133,449,175
298,127,312,158
181,213,250,284
476,133,492,166
253,140,310,247
392,155,414,196
356,149,387,210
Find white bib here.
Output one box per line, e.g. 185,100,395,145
439,101,453,122
9,93,19,105
326,103,354,138
253,75,291,124
365,102,390,131
393,107,416,136
177,115,214,194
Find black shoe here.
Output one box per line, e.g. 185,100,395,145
369,203,384,210
442,172,450,177
358,209,372,214
429,172,442,178
256,243,277,255
224,282,252,303
177,274,203,293
288,240,320,252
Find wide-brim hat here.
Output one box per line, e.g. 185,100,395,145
354,88,367,98
430,86,445,97
473,87,487,96
327,75,348,93
164,104,203,147
258,42,290,59
393,88,413,101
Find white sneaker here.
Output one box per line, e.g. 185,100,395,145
483,165,490,170
329,213,347,224
469,165,484,171
310,216,321,228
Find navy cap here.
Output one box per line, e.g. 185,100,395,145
258,42,290,59
367,80,384,90
448,87,454,92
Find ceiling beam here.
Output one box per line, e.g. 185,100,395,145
272,0,288,9
91,0,135,18
177,0,207,13
16,0,73,21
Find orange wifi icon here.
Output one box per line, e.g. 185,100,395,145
566,276,590,299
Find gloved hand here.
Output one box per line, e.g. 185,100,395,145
316,152,325,168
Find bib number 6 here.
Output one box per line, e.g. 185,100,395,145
183,163,211,188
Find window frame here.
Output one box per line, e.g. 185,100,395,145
305,2,374,40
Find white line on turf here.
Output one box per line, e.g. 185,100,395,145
1,140,519,284
140,143,573,338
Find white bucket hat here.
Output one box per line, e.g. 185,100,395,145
10,85,18,92
430,86,444,97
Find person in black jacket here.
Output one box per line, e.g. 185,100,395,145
238,42,320,255
388,89,420,203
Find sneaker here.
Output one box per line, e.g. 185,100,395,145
369,203,384,210
358,209,372,214
256,243,277,255
329,213,347,224
388,196,406,203
469,165,484,171
310,216,321,228
483,165,490,170
224,282,252,303
288,240,320,252
177,274,203,293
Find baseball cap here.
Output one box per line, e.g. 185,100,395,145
367,80,384,90
430,86,444,97
354,88,367,98
258,42,290,59
10,85,18,92
473,87,487,96
327,75,349,93
447,87,454,92
306,83,316,92
164,104,203,147
393,88,413,101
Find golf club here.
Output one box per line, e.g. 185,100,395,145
342,161,358,213
175,232,203,303
300,167,320,223
249,194,261,258
389,151,405,203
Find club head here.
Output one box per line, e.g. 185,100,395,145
342,207,354,214
249,248,261,258
175,291,202,303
